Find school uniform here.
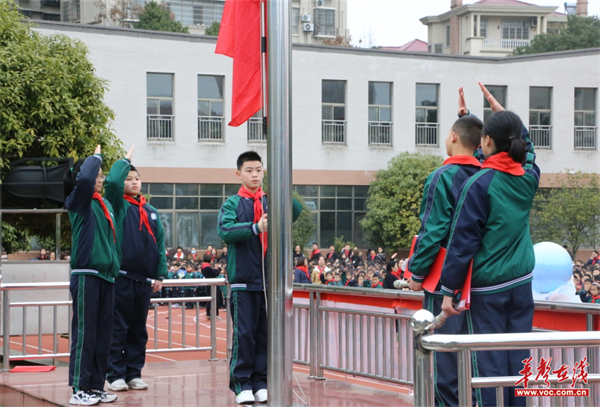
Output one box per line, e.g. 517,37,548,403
104,158,167,385
218,186,302,395
407,154,482,407
66,154,120,391
293,266,312,284
440,127,540,407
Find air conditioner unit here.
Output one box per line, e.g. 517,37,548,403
303,23,314,32
315,0,325,7
531,18,538,28
301,14,311,22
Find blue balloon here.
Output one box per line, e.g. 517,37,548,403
532,242,572,294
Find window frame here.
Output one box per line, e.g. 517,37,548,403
415,83,439,147
321,80,347,145
314,8,335,37
368,81,393,146
197,74,225,142
529,86,553,149
147,72,175,140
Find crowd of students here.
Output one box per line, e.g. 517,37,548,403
573,253,600,303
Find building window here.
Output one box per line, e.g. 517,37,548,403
292,7,300,35
503,21,529,40
168,0,224,26
434,43,443,54
529,87,552,149
145,183,238,249
248,111,266,143
295,185,369,248
574,88,597,150
483,86,507,122
474,19,487,37
415,84,439,146
322,80,346,144
147,73,174,140
446,25,450,47
197,75,224,141
314,8,335,36
368,82,392,146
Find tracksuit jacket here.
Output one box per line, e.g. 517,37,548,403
104,158,167,283
217,193,302,291
407,155,483,292
440,127,540,296
66,154,120,282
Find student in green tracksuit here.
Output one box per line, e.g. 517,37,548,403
105,146,167,392
408,88,483,407
64,145,119,406
441,84,540,407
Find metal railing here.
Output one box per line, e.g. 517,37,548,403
530,125,552,149
248,117,266,142
368,121,392,145
415,123,439,146
198,116,224,141
0,278,229,370
482,39,530,51
411,309,600,407
575,126,597,150
147,115,174,140
322,120,346,144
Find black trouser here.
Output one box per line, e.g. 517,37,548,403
107,275,152,383
206,285,224,317
69,274,114,390
229,291,267,395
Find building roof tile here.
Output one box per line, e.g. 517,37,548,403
382,39,428,52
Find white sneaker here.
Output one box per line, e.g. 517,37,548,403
236,390,255,405
90,390,117,403
107,379,128,392
70,389,100,405
127,378,148,390
254,389,267,404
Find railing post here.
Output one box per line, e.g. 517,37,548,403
410,309,435,407
210,284,217,361
457,349,473,407
2,289,10,371
308,290,324,380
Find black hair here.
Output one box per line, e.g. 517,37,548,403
451,115,483,150
583,278,593,283
386,259,399,273
63,158,86,201
236,151,262,170
129,164,139,175
483,111,526,164
202,253,212,263
176,246,183,251
296,255,306,267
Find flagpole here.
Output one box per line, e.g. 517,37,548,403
266,0,294,406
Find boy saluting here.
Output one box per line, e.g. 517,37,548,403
218,151,302,405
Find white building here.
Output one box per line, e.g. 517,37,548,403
34,21,599,248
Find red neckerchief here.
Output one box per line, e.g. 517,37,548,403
201,262,211,270
93,192,116,242
443,155,482,167
343,250,350,257
327,252,333,258
238,186,267,256
124,195,156,243
391,270,402,279
591,295,600,303
174,252,184,260
482,152,525,176
369,254,376,261
312,248,321,256
592,257,599,265
371,282,383,288
296,265,309,280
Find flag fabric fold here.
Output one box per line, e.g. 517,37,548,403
215,0,264,127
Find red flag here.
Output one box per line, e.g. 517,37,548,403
215,0,264,127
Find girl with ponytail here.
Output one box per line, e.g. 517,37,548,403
439,83,540,407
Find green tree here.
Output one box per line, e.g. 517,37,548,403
132,2,189,34
360,152,443,251
292,192,316,250
530,171,600,258
513,15,600,55
205,21,220,36
0,1,123,252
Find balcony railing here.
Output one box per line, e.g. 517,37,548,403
574,126,597,150
368,121,392,145
247,117,266,143
482,39,530,51
322,120,346,144
198,116,224,141
415,123,439,146
530,125,552,149
147,115,173,140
